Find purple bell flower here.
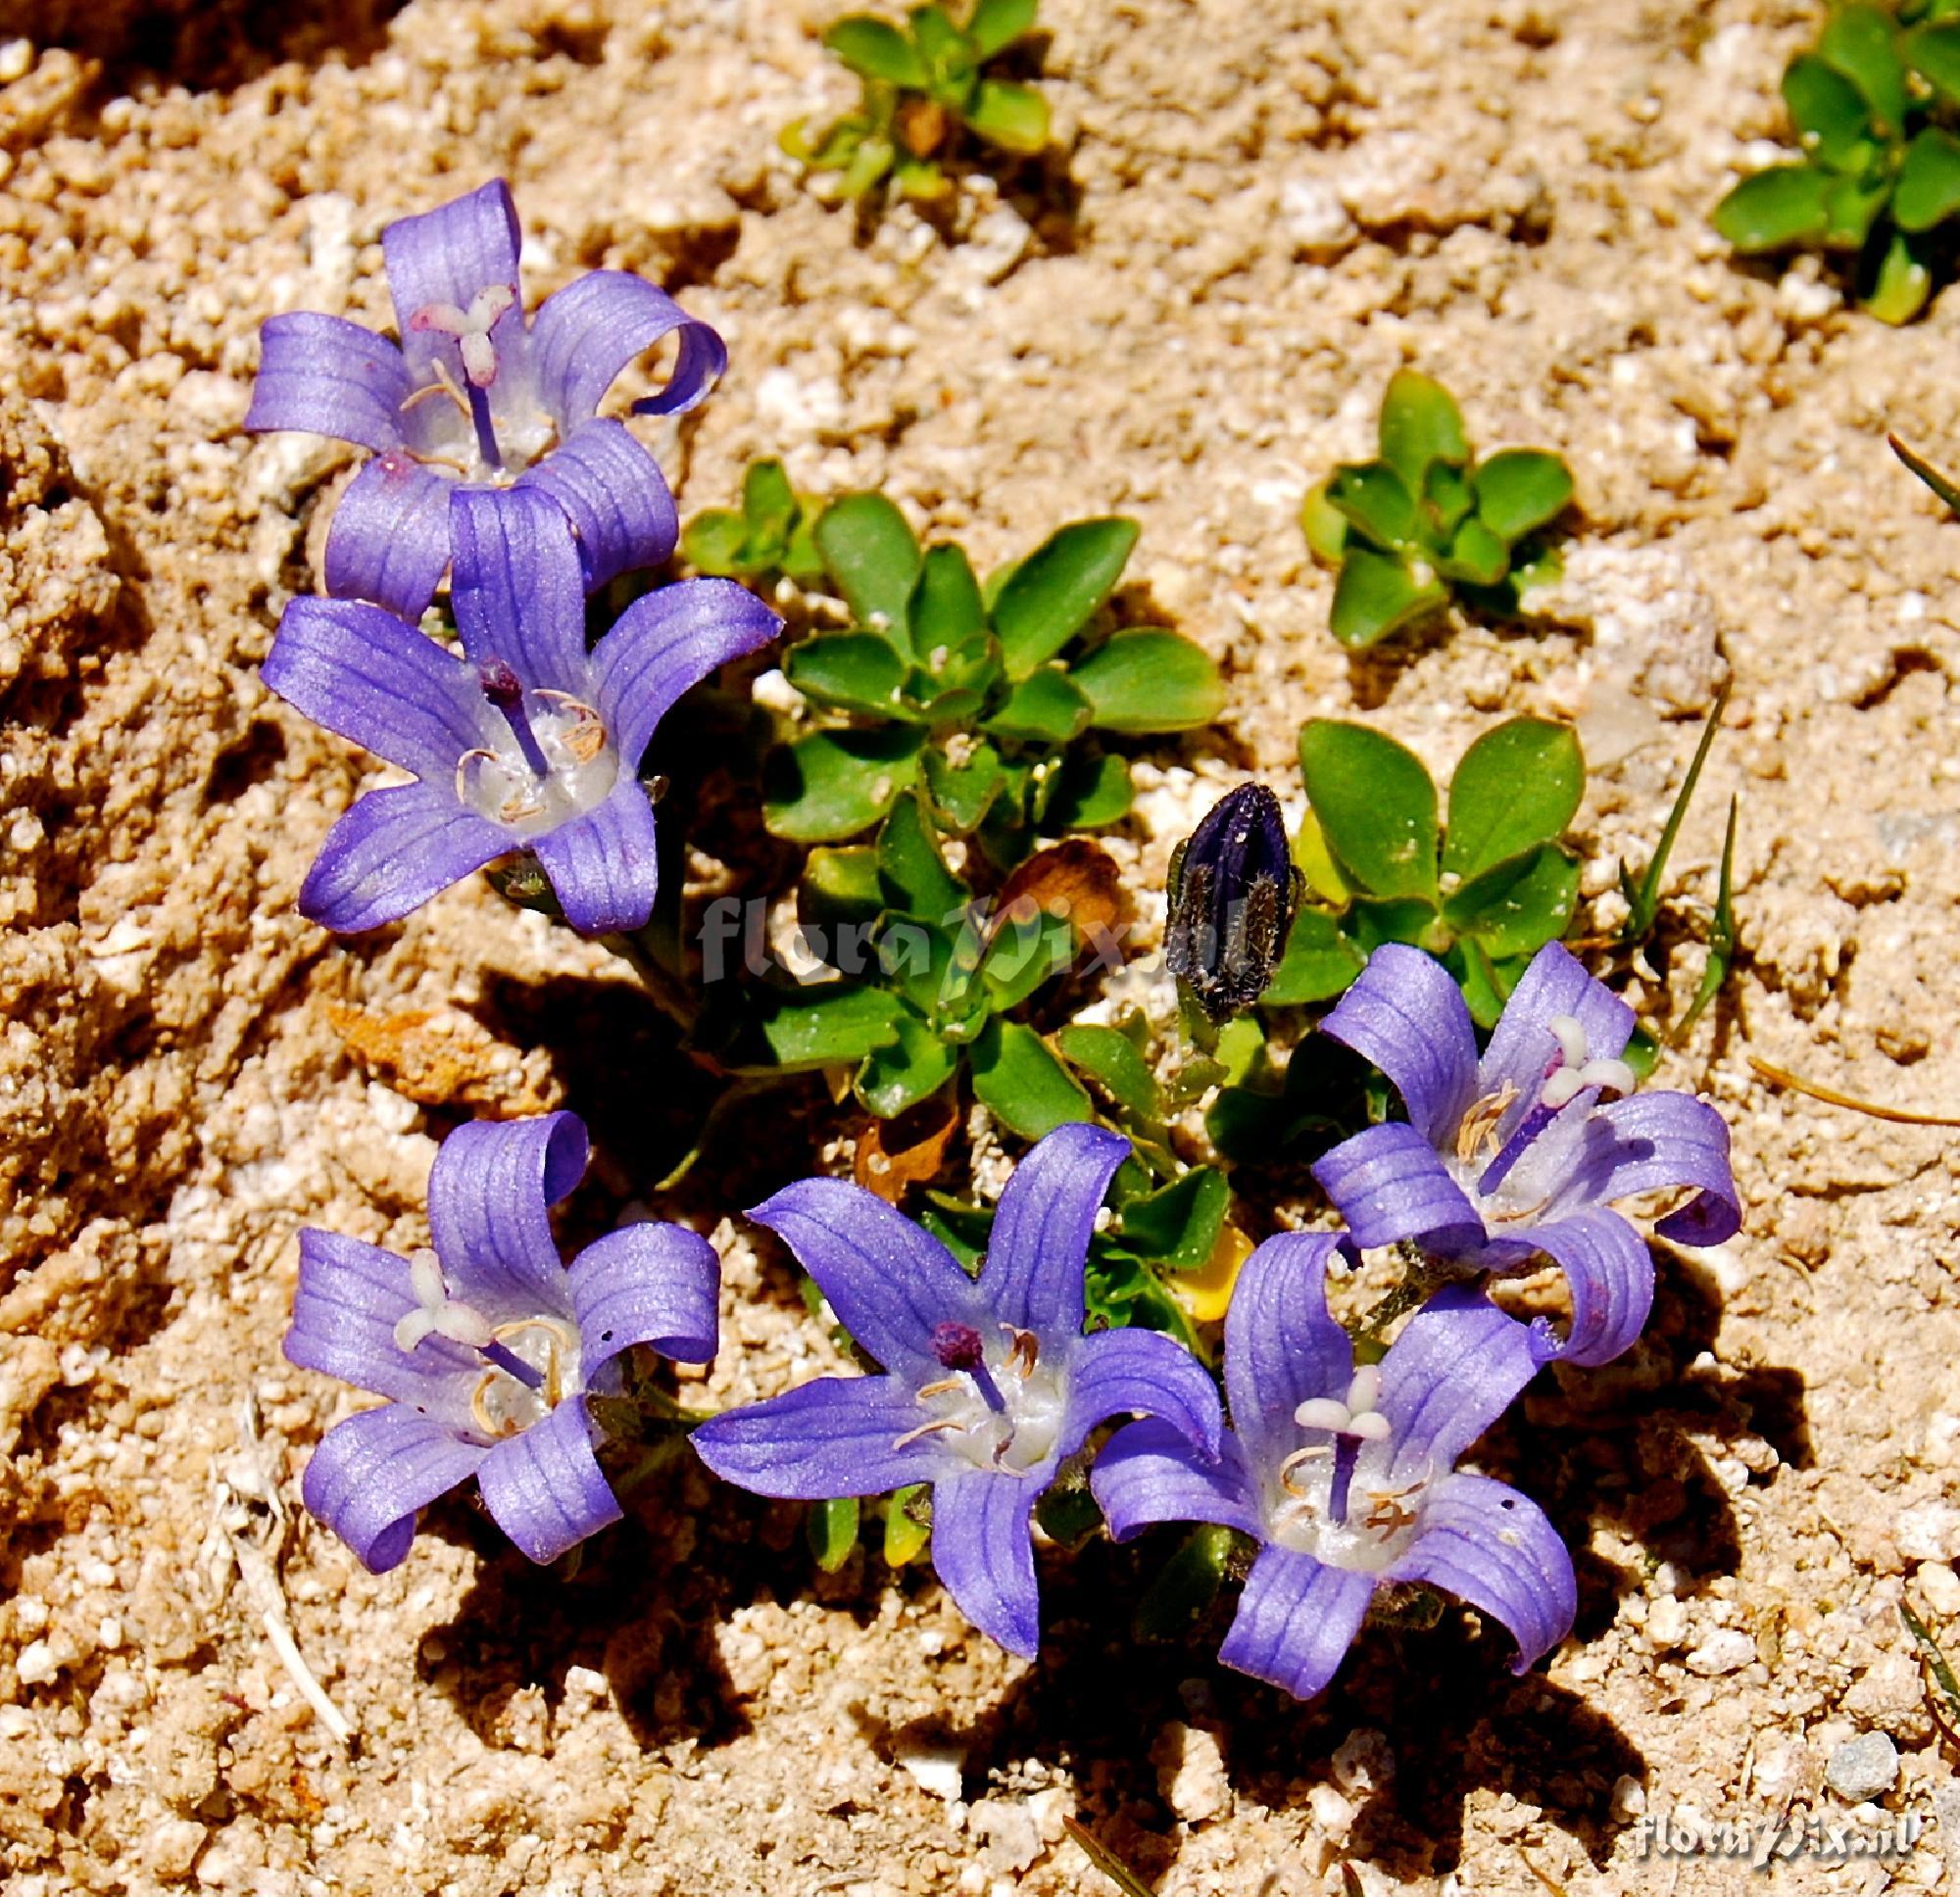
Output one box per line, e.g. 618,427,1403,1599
246,177,725,617
690,1123,1222,1658
262,485,780,935
1092,1231,1576,1702
1311,941,1741,1367
284,1112,721,1572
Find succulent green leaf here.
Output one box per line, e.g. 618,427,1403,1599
764,727,927,842
1300,480,1348,563
1378,370,1469,489
969,1019,1094,1139
1906,23,1960,103
876,791,969,919
802,846,883,931
883,1484,932,1566
894,158,955,201
1819,4,1908,137
824,15,929,86
1421,458,1476,539
1348,895,1442,954
967,0,1038,56
1298,719,1441,902
965,78,1049,152
1115,1167,1230,1271
978,907,1075,1010
1326,461,1419,550
1782,53,1877,170
1329,546,1447,648
910,544,987,657
1822,169,1890,248
1445,843,1581,958
1443,716,1584,882
857,1006,961,1116
1894,125,1960,230
1056,1022,1161,1120
754,984,903,1068
680,509,751,575
814,494,922,646
1071,629,1225,732
838,133,899,198
1043,752,1132,831
1472,449,1575,544
742,460,800,541
1865,226,1934,322
1712,164,1833,251
806,1495,860,1572
785,632,910,715
1259,905,1366,1005
922,738,1005,832
992,517,1140,679
1132,1525,1232,1645
983,665,1092,742
1438,517,1510,588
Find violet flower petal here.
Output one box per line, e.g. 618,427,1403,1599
1061,1324,1225,1462
929,1469,1042,1659
983,1121,1128,1340
1375,1286,1551,1487
383,178,525,388
746,1178,977,1376
247,312,411,453
568,1221,721,1375
321,451,455,621
1217,1544,1376,1701
448,486,590,697
514,415,679,593
1091,1419,1261,1541
689,1374,948,1499
475,1395,622,1565
1386,1471,1575,1675
298,781,510,934
593,575,783,765
1578,1093,1742,1247
1221,1230,1357,1478
529,779,662,936
425,1112,588,1319
301,1403,488,1575
1310,1121,1486,1254
1478,941,1634,1115
263,594,486,781
284,1231,481,1426
1526,1206,1654,1367
1320,942,1479,1149
529,268,727,424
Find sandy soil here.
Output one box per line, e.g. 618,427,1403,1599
4,0,1960,1891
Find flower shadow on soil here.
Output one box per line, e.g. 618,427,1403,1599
22,0,413,90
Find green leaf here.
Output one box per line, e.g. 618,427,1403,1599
1057,1021,1161,1120
1782,54,1874,170
922,738,1006,832
1712,164,1832,251
1823,169,1891,247
680,509,751,574
742,459,800,541
967,0,1037,56
992,517,1140,679
1300,480,1348,563
1443,716,1584,882
1864,226,1935,322
894,158,955,200
1132,1524,1232,1644
1446,843,1580,958
1620,681,1728,945
824,15,929,86
1422,458,1476,539
1378,370,1469,489
1329,546,1447,648
1071,629,1225,732
983,665,1092,742
964,77,1049,152
1819,4,1908,136
764,726,927,842
883,1484,932,1566
1259,905,1366,1005
909,544,987,657
1438,516,1509,588
876,791,968,919
857,1006,961,1116
785,632,910,715
1472,449,1574,545
1326,461,1419,550
754,984,903,1068
1906,23,1960,104
806,1495,860,1571
1894,125,1960,230
802,845,883,931
1044,752,1132,831
969,1019,1093,1138
1116,1167,1229,1271
1348,895,1441,955
837,133,898,198
977,907,1074,1010
1298,720,1441,902
814,494,922,645
1673,795,1739,1043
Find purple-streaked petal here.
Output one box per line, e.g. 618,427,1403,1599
1061,1325,1223,1461
1523,1206,1654,1368
1311,1122,1487,1254
530,780,662,936
322,451,456,621
1376,1287,1550,1486
929,1469,1042,1658
1222,1231,1356,1480
1218,1545,1375,1701
448,485,591,694
746,1177,977,1375
426,1112,587,1320
1478,942,1634,1121
1387,1472,1575,1674
1320,944,1479,1149
983,1122,1128,1340
568,1221,721,1373
263,594,485,780
1576,1093,1741,1247
514,416,678,593
476,1395,620,1564
1091,1419,1261,1541
529,269,726,424
383,179,524,386
298,781,509,934
301,1404,487,1575
690,1375,948,1499
593,576,783,765
284,1231,481,1426
247,313,410,453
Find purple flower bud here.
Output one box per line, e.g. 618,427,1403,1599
1163,783,1299,1020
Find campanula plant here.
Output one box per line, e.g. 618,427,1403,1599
1302,372,1574,649
246,178,724,617
1714,1,1960,323
785,0,1050,203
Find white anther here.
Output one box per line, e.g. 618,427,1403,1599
1579,1056,1637,1098
1293,1397,1353,1433
1546,1013,1589,1067
393,1248,495,1355
1347,1364,1381,1415
1540,1067,1588,1110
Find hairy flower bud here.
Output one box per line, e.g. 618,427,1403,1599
1163,783,1299,1020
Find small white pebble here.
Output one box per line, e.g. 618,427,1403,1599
16,1639,61,1685
1825,1732,1899,1803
